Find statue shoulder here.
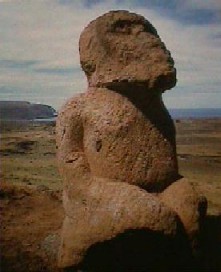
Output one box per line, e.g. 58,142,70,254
58,93,86,118
56,93,86,143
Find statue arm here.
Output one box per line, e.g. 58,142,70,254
56,95,90,183
59,180,180,268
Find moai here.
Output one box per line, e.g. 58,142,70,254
56,10,207,270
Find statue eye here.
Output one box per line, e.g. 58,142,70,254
112,20,132,34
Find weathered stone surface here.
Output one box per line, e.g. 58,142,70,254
56,91,181,268
79,10,176,92
57,88,179,193
56,10,207,270
58,182,180,268
160,178,207,246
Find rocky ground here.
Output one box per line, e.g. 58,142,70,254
0,119,221,271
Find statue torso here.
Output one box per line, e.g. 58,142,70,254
82,88,178,191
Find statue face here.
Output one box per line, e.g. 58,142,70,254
80,11,176,92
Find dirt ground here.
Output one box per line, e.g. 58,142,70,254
0,181,63,272
0,119,221,271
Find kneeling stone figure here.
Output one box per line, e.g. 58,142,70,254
56,10,207,269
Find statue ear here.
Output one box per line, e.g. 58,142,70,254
80,60,96,77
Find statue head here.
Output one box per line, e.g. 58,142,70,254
79,10,176,92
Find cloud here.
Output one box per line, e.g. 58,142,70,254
0,59,39,69
0,0,221,109
182,0,221,11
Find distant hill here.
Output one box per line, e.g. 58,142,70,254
0,101,57,120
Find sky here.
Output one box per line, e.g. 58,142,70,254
0,0,221,110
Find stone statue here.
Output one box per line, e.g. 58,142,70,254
56,10,207,270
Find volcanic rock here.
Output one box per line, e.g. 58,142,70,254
56,10,207,270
